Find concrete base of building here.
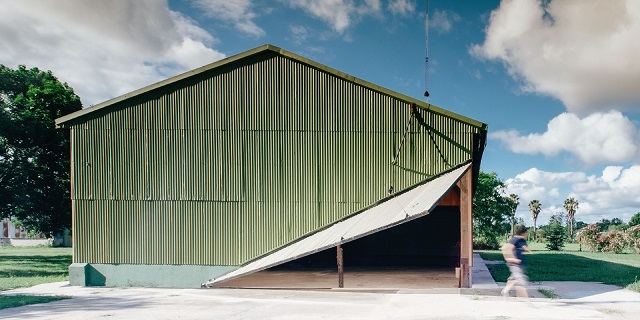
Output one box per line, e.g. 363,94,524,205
69,263,237,288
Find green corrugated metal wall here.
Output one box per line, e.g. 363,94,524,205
68,53,483,265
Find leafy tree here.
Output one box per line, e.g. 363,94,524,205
598,218,612,232
472,171,512,249
508,194,519,236
528,200,541,240
563,197,579,238
545,214,566,251
575,221,587,230
629,212,640,227
599,218,625,232
0,65,82,234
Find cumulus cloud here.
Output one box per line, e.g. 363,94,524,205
490,111,640,166
470,0,640,113
283,0,381,33
0,0,225,106
505,166,640,224
194,0,265,37
388,0,416,16
431,9,461,33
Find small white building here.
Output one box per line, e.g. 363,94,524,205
1,217,50,246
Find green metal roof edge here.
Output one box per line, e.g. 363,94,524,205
56,44,487,130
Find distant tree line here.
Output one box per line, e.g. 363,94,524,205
472,169,640,253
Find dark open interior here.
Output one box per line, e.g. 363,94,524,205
273,206,461,270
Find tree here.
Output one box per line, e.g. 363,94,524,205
508,194,519,236
528,200,541,240
563,197,579,238
545,215,566,251
629,212,640,227
598,218,612,232
575,221,587,230
472,171,512,249
0,65,82,234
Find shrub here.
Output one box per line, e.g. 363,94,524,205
626,225,640,254
576,224,602,252
546,222,566,251
473,235,500,250
599,230,628,254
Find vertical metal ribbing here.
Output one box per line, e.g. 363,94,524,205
70,54,481,266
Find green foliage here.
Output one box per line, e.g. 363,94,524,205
630,213,640,227
545,218,566,251
0,65,82,234
472,171,512,249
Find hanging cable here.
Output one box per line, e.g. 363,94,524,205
424,0,430,100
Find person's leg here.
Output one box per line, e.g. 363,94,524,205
502,279,515,296
502,265,517,296
512,266,529,298
515,285,529,298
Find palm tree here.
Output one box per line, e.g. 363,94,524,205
529,200,541,240
508,194,519,236
563,197,579,238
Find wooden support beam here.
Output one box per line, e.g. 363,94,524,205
459,258,470,288
337,245,344,288
457,166,473,288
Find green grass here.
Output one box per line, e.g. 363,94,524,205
0,295,70,310
537,288,559,299
0,246,72,309
477,242,640,292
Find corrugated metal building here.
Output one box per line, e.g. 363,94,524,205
56,44,487,288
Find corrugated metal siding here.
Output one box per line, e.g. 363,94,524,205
70,55,481,265
208,164,470,285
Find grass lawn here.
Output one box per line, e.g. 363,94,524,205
0,246,72,309
477,242,640,292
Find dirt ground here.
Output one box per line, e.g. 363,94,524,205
220,267,459,289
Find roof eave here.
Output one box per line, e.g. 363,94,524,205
55,44,282,127
55,44,487,130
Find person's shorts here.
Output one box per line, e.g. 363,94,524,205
507,264,529,287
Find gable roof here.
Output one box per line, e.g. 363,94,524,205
55,44,486,129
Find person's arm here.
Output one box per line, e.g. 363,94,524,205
501,243,521,264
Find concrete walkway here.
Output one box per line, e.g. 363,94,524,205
471,253,500,289
2,255,639,319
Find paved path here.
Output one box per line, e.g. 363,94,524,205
2,255,639,319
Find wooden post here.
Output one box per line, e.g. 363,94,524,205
457,167,473,288
459,258,470,288
337,245,344,288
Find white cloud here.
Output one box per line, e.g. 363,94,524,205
505,166,640,224
194,0,265,37
0,0,225,106
289,25,310,44
431,9,461,34
489,111,640,166
388,0,416,16
283,0,381,33
470,0,640,113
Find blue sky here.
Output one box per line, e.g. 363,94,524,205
2,0,639,225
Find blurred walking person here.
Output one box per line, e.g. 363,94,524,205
501,225,530,298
